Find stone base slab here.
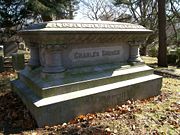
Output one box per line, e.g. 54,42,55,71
12,74,162,127
19,64,153,98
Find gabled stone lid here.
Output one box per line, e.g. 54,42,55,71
23,20,152,33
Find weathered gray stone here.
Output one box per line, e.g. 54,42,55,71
12,52,25,71
11,20,162,127
19,64,154,98
12,73,162,127
0,56,4,72
19,20,152,72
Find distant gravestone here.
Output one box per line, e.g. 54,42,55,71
176,48,180,67
11,20,162,127
0,45,4,72
168,48,180,66
168,49,177,65
4,42,18,57
0,56,4,72
12,53,25,71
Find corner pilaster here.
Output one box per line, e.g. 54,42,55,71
39,44,66,73
128,41,143,62
27,43,40,67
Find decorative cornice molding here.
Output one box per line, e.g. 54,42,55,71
25,34,148,45
128,41,144,46
39,44,67,50
24,20,152,32
46,22,144,29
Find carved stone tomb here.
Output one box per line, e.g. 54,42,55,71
11,20,162,127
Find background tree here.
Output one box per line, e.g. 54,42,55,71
0,0,30,53
0,0,29,38
0,0,79,38
0,0,79,56
166,0,180,46
27,0,79,21
79,0,125,21
113,0,158,56
158,0,167,67
0,0,79,33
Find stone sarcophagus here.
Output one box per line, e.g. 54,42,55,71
11,20,162,127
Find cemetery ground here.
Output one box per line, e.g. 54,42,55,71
0,57,179,135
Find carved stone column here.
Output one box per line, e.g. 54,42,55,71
128,41,143,62
28,44,40,67
39,44,65,73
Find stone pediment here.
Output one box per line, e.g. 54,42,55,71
23,20,152,33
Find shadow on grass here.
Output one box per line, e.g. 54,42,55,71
146,63,157,68
0,90,37,134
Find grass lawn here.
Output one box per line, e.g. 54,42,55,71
0,56,179,134
141,56,180,77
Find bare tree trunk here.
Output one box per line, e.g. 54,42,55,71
158,0,167,67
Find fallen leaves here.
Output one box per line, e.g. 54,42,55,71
0,74,179,134
0,71,17,94
68,113,96,125
0,71,17,81
0,92,37,132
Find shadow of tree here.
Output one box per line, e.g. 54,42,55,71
0,91,37,134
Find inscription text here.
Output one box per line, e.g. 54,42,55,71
74,49,121,59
